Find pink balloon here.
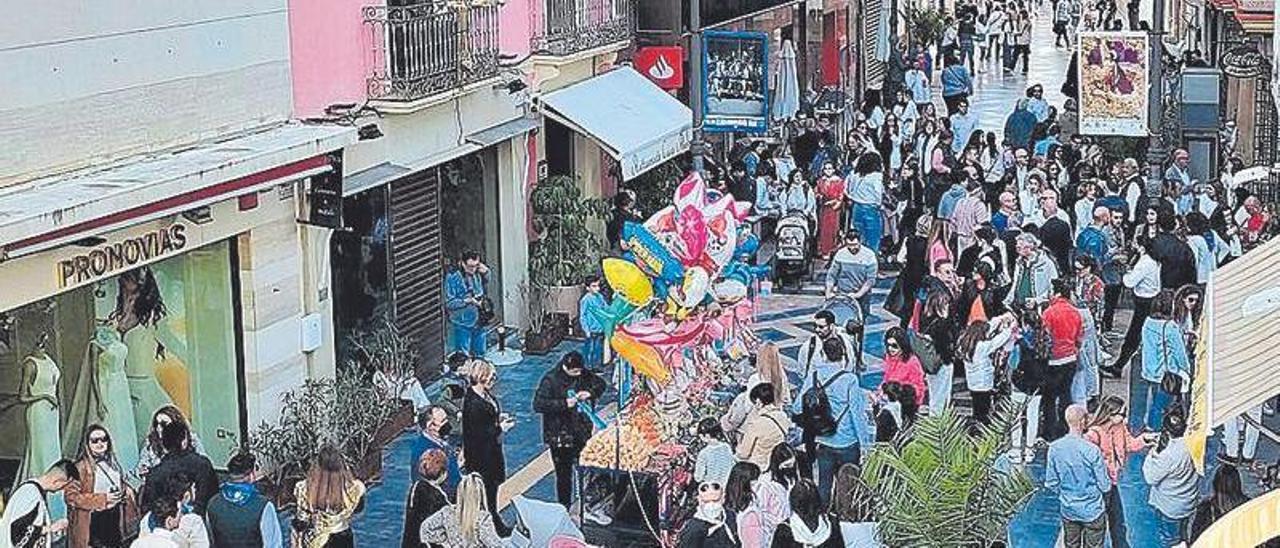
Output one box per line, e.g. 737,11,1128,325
675,206,708,263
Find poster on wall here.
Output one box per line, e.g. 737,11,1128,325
1077,32,1149,137
703,30,769,133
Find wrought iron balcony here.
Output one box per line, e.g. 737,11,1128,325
364,2,500,103
531,0,632,57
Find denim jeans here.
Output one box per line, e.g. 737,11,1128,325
851,202,883,252
1104,485,1129,548
450,322,487,357
1154,511,1188,547
815,443,860,507
1131,377,1174,432
582,334,605,369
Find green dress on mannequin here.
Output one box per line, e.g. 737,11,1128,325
16,352,61,484
93,326,140,472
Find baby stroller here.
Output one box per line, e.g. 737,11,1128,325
773,213,813,291
823,294,865,372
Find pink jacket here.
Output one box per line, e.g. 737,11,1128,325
880,354,928,406
1085,422,1148,483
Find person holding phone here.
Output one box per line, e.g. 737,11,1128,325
445,250,490,358
66,425,138,548
462,360,513,536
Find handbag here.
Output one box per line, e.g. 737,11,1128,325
909,329,944,375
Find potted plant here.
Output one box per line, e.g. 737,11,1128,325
528,174,606,320
904,5,946,53
859,405,1036,547
518,280,567,354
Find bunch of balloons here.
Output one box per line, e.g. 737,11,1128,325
596,172,769,388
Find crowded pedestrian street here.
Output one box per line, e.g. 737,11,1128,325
4,0,1280,547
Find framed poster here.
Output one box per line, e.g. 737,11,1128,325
702,30,770,133
1078,32,1149,137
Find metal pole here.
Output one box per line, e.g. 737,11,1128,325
1145,0,1167,199
690,0,706,174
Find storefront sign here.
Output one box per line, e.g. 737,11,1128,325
635,47,684,90
702,30,770,133
1077,32,1150,137
57,224,187,288
1220,45,1269,78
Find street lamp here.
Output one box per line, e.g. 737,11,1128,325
1145,0,1168,198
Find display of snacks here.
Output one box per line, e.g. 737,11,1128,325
579,424,658,471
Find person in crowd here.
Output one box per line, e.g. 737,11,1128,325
992,191,1022,235
816,162,846,260
1183,212,1217,286
770,479,844,547
419,474,504,548
679,481,738,548
951,179,991,257
461,360,513,535
66,425,137,548
1004,232,1059,313
137,406,206,482
904,59,932,108
846,154,886,254
958,314,1017,424
1009,311,1049,464
532,351,606,509
941,55,972,117
205,452,281,548
1037,189,1075,273
1045,405,1110,548
1220,404,1263,467
1073,181,1099,236
772,144,797,185
1011,8,1033,73
1084,396,1156,548
880,327,928,409
791,336,872,506
1133,291,1191,431
444,250,490,357
956,260,1002,325
3,460,76,548
1040,279,1084,441
918,289,957,413
1071,255,1105,328
605,191,642,253
695,418,737,488
831,464,878,546
1075,207,1113,283
724,345,791,442
1004,99,1038,150
875,382,910,442
736,383,793,471
1150,212,1198,291
725,462,769,548
1143,412,1201,548
1104,234,1161,378
782,170,816,228
1026,84,1051,123
408,405,461,495
1072,292,1104,406
826,230,878,369
136,474,209,548
291,445,366,548
950,102,981,156
1189,464,1250,543
892,89,920,145
141,421,217,516
131,500,184,548
578,275,608,370
893,216,933,328
402,449,450,548
797,310,855,378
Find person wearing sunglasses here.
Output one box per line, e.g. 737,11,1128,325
677,481,738,547
1083,396,1157,548
65,424,138,548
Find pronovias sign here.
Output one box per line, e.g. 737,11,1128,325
57,224,188,287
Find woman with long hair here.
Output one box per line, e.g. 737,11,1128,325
65,424,138,548
770,479,844,547
957,315,1017,424
879,114,905,176
816,162,846,260
831,463,877,545
1172,285,1204,353
755,343,790,407
1190,464,1251,543
292,445,366,548
420,473,504,548
848,152,887,252
879,327,927,407
726,462,770,548
461,360,512,535
137,405,205,481
926,219,954,277
918,289,958,414
1135,291,1192,431
1084,396,1155,548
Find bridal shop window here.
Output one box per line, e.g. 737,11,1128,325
0,240,240,489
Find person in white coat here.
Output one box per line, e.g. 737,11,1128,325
957,314,1017,424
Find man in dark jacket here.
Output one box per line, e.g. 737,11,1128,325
1149,213,1197,290
206,452,282,547
532,351,606,508
141,420,219,515
1004,98,1038,149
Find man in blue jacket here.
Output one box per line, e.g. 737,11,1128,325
1004,99,1038,149
791,355,873,507
444,250,490,357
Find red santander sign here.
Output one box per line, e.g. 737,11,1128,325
634,47,684,90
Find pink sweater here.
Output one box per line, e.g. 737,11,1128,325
880,354,928,406
1084,423,1148,483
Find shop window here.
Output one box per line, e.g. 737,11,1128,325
545,118,576,177
331,186,393,369
0,241,242,489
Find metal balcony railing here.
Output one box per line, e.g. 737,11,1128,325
531,0,632,56
364,2,500,102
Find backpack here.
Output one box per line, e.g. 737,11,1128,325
1011,327,1053,393
799,371,849,437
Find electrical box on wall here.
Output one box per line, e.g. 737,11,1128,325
301,313,323,353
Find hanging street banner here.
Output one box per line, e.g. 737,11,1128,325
1077,32,1150,137
702,30,770,133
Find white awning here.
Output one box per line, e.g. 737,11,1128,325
1204,237,1280,426
0,122,356,258
538,67,692,180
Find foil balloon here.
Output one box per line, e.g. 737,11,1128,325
677,267,710,308
611,332,670,384
712,279,748,303
594,299,637,334
601,258,653,306
675,205,708,262
622,222,684,284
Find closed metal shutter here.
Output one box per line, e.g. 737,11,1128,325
861,0,886,90
390,168,445,369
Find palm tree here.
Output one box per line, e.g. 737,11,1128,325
859,404,1036,547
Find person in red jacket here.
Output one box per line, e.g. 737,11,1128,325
1040,278,1084,441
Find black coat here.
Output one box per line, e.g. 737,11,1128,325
532,367,607,449
1039,217,1074,274
401,480,449,548
142,449,219,515
678,512,740,548
770,516,846,547
1149,232,1198,289
462,389,505,479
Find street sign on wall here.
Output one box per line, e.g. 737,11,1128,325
702,30,770,133
1077,32,1150,137
635,47,685,90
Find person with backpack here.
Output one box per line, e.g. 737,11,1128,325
797,311,856,378
790,339,873,507
1008,311,1053,464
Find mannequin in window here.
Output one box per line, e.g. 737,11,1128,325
111,268,175,440
88,323,141,473
15,333,64,492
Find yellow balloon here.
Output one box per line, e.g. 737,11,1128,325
611,332,670,384
602,258,654,306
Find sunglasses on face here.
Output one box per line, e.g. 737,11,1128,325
699,482,722,492
89,435,110,444
886,341,901,349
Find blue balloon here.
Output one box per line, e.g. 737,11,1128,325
621,222,685,284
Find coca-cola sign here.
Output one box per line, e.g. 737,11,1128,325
1220,45,1268,79
634,47,684,89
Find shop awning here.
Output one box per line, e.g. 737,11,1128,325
0,123,356,258
538,67,692,180
1204,237,1280,426
467,116,540,148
